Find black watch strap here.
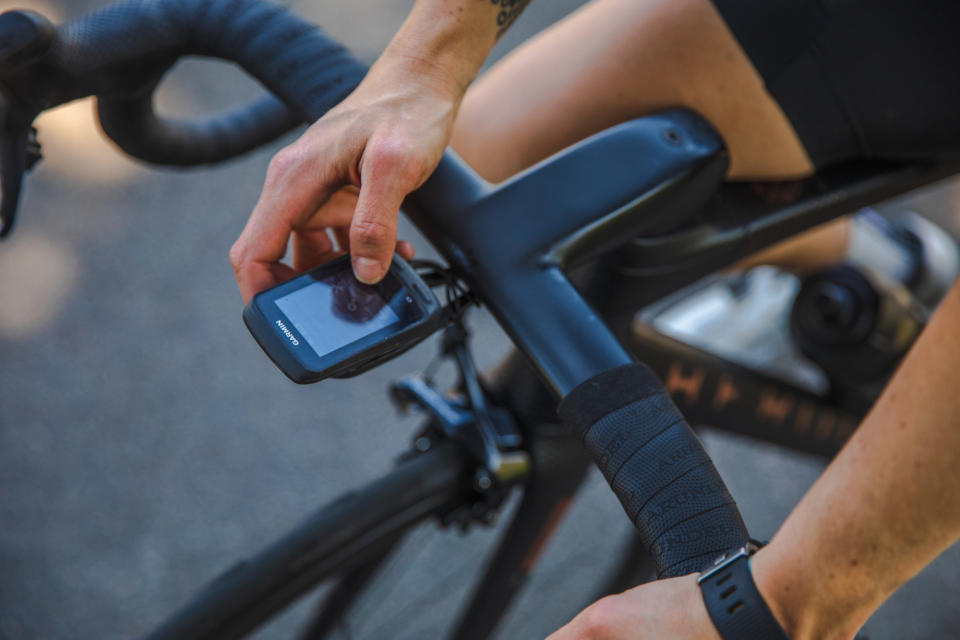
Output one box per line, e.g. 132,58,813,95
698,541,791,640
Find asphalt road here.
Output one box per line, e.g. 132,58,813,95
2,1,959,639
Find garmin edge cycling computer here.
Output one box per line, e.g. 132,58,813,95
243,255,443,384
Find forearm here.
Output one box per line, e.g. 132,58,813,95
374,0,531,101
753,280,960,640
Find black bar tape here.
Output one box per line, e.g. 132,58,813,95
558,363,666,432
558,363,750,578
46,0,366,165
97,93,302,166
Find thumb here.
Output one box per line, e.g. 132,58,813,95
350,143,422,283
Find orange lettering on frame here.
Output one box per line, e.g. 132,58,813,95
756,390,794,425
713,375,740,411
665,362,705,405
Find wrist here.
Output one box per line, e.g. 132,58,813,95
747,548,802,638
371,45,474,107
381,4,497,102
750,546,862,640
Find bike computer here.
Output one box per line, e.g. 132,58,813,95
243,255,443,384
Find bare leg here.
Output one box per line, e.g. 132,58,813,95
452,0,813,182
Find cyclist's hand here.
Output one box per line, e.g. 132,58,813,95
546,574,722,640
230,60,459,302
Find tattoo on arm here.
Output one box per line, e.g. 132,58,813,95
488,0,532,39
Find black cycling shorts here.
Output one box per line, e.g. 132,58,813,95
711,0,960,169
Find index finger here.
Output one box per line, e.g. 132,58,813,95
349,143,425,283
230,147,337,303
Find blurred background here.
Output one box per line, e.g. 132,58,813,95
2,1,959,638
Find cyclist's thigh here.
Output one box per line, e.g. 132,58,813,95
452,0,815,182
713,0,960,169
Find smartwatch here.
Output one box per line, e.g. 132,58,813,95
698,540,792,640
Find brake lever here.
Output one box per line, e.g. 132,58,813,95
0,104,41,238
0,9,54,238
0,130,24,237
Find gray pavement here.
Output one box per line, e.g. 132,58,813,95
2,1,959,638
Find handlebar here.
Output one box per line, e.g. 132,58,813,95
0,0,751,580
19,0,365,162
0,0,365,233
559,363,748,577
